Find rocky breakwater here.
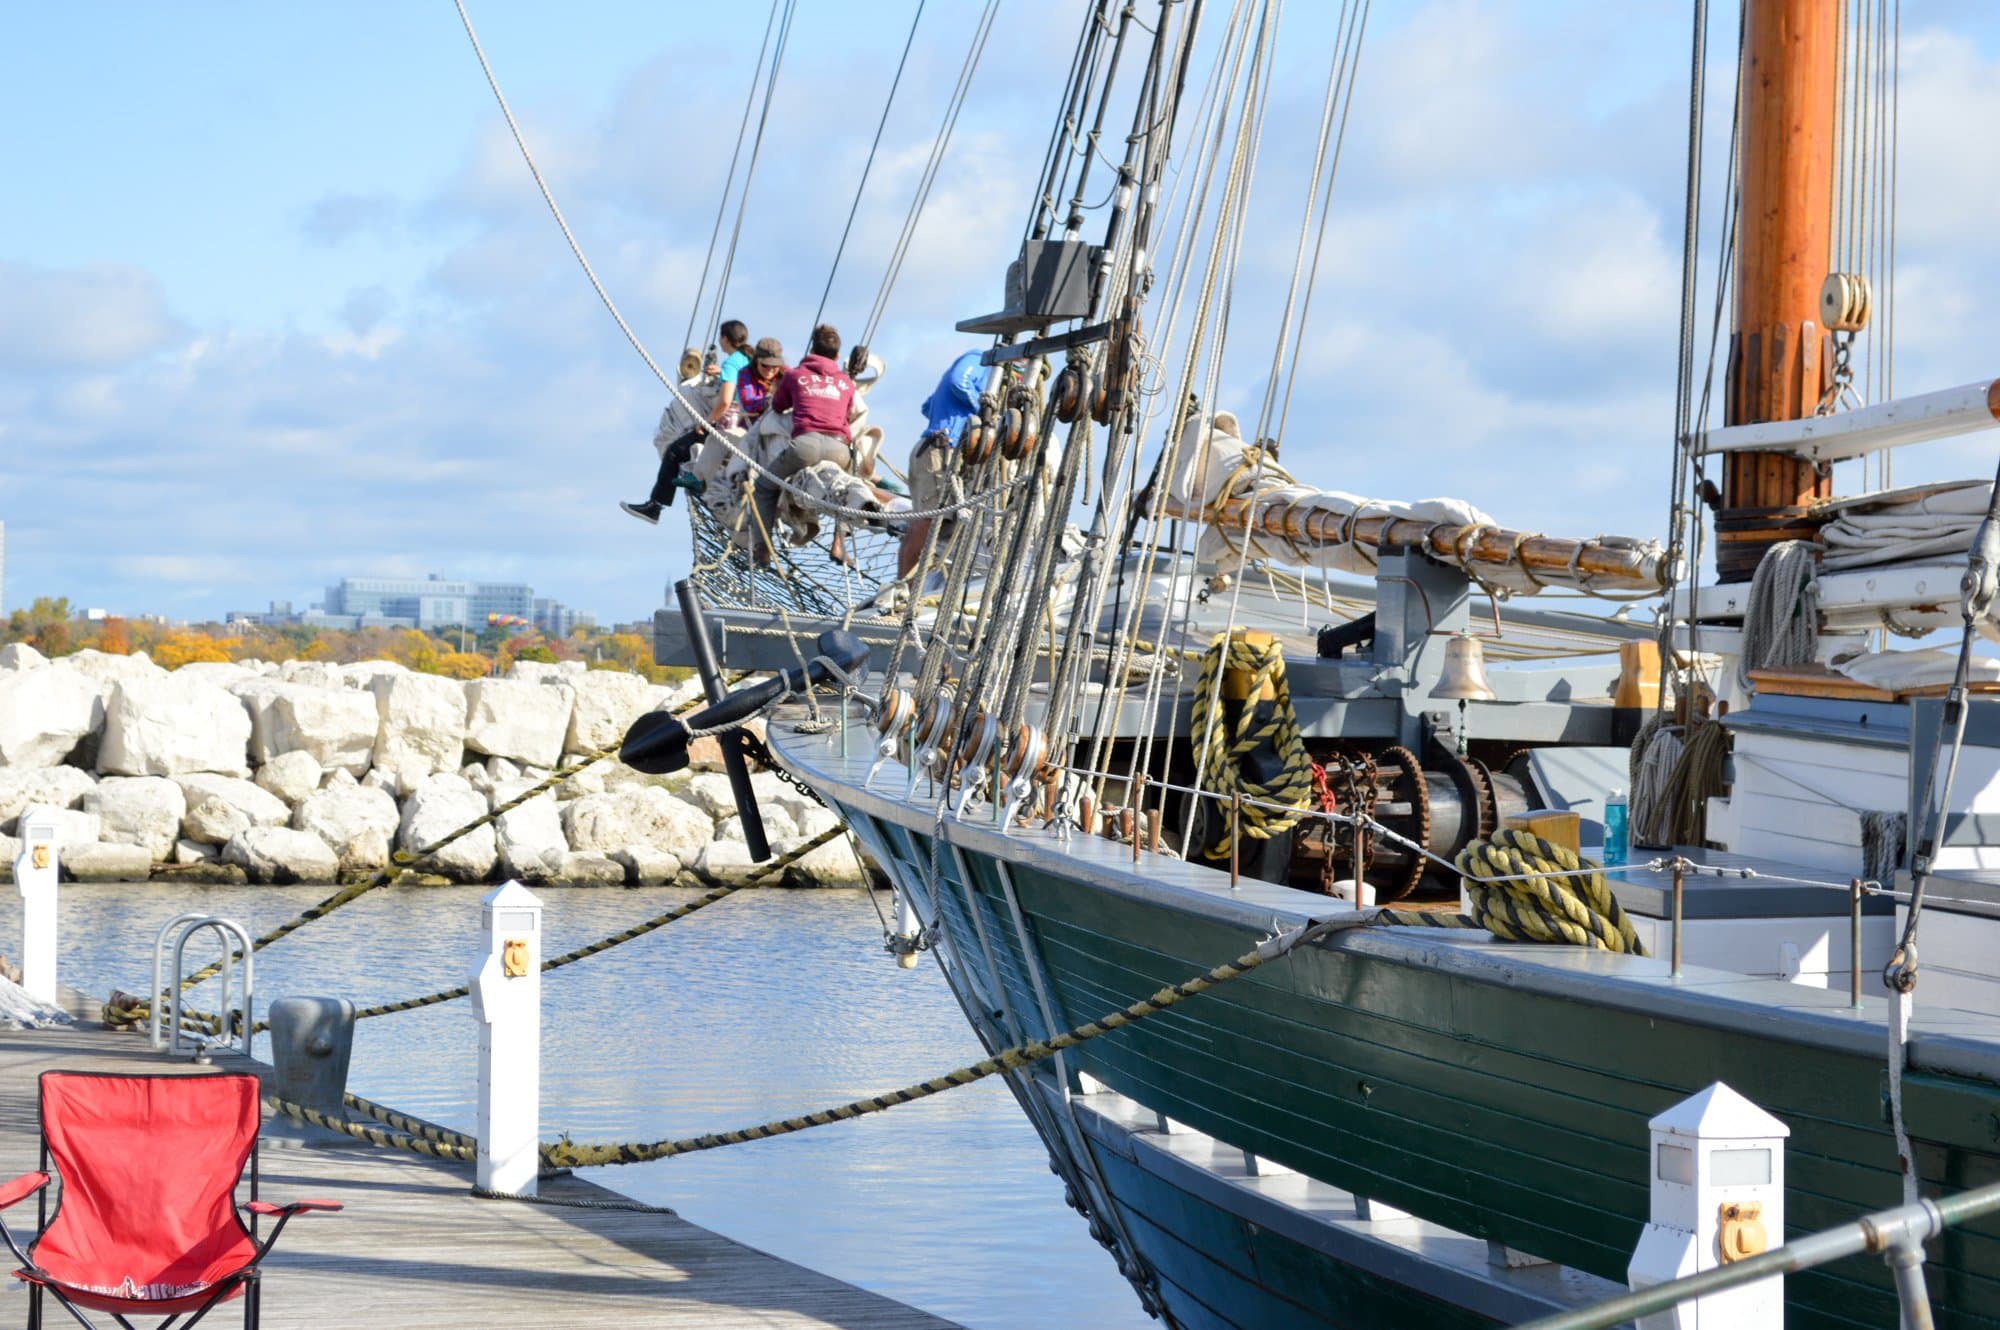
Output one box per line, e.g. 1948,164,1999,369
0,643,863,888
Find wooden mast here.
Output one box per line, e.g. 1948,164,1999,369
1716,0,1839,581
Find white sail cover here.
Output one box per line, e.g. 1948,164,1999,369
1818,480,1992,572
1167,411,1561,592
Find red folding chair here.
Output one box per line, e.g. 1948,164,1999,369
0,1072,340,1329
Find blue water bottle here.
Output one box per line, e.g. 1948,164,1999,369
1603,788,1628,868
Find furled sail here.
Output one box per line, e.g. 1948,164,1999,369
1163,412,1665,596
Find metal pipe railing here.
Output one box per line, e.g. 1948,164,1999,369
1512,1180,2000,1330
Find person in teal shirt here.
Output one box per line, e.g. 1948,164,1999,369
709,318,752,427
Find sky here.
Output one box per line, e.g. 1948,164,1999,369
3,1,1998,627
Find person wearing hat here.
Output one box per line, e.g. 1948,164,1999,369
737,338,787,425
751,323,857,563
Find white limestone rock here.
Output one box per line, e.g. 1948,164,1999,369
612,846,681,885
178,774,289,824
486,756,522,782
0,642,48,671
715,803,798,845
17,803,100,851
781,825,867,885
368,672,466,792
463,679,572,769
183,795,253,846
0,767,98,834
506,660,586,684
172,660,259,690
676,772,737,820
177,773,290,846
241,683,378,773
694,840,762,883
397,773,497,882
98,674,253,776
556,851,625,886
339,660,408,690
294,782,400,871
276,659,342,688
64,842,154,883
0,666,103,768
85,776,187,860
564,670,659,753
173,838,217,865
64,649,164,691
490,777,567,882
560,786,712,860
361,768,400,796
222,826,341,884
255,750,323,805
556,760,607,799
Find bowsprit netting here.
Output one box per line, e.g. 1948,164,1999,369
687,502,901,619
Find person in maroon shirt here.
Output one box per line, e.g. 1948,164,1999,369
752,323,856,563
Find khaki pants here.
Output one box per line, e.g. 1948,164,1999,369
752,431,851,554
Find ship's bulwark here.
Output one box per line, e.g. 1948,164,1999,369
847,807,2000,1330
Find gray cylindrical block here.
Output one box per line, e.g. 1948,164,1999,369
268,996,356,1116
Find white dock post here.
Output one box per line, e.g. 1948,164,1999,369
1627,1082,1788,1330
469,881,542,1196
14,810,60,1006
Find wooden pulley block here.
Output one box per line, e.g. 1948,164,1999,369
872,688,916,740
1088,377,1111,424
998,407,1023,454
1001,724,1048,782
961,419,994,465
1052,366,1084,423
913,689,954,750
1001,405,1039,461
1819,271,1872,333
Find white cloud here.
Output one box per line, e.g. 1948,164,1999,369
0,261,184,370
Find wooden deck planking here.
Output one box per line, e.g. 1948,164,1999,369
0,1019,959,1330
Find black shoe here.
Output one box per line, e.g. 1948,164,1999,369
620,500,661,525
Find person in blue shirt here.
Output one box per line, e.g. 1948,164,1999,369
708,318,753,427
900,349,989,577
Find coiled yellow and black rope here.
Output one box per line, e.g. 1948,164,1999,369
1381,828,1646,954
1190,629,1314,857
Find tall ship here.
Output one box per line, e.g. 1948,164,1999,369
629,1,2000,1325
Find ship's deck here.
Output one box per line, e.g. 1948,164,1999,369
770,709,2000,1086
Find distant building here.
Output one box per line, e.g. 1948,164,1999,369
231,575,592,636
323,574,533,631
532,597,594,638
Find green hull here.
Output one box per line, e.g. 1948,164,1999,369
833,794,2000,1330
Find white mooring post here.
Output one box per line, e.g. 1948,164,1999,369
1628,1082,1789,1330
14,811,60,1005
469,881,542,1197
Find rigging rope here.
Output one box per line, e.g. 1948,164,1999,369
860,0,1003,348
704,0,799,345
812,0,927,332
684,0,784,354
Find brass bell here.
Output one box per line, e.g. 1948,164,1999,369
1431,632,1496,702
1431,632,1495,758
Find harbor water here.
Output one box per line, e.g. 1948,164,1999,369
3,881,1152,1330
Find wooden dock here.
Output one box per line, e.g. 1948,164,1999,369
0,1016,960,1330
